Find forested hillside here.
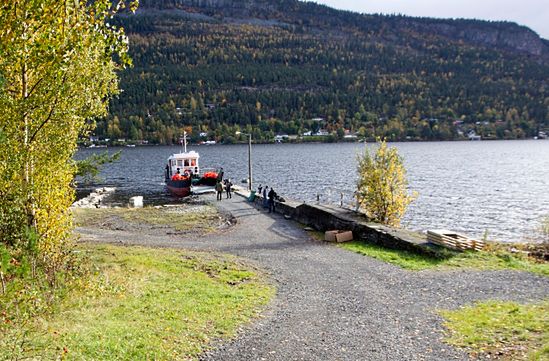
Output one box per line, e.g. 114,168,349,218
95,0,549,143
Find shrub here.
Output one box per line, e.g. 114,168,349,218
356,138,416,226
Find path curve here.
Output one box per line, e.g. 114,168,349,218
77,195,549,361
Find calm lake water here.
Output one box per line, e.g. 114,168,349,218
77,140,549,243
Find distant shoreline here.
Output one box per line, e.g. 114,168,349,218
79,137,549,148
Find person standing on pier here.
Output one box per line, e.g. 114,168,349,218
263,186,269,208
217,167,224,182
268,187,277,213
215,181,223,201
225,179,233,199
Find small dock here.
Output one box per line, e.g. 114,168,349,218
235,189,438,256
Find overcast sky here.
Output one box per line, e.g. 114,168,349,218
311,0,549,39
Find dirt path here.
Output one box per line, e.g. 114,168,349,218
76,194,549,361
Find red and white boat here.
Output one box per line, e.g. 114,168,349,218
164,133,219,197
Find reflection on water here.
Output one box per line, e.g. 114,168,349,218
76,140,549,243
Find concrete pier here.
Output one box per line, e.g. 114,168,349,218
236,189,438,256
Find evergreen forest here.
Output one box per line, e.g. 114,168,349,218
95,0,549,144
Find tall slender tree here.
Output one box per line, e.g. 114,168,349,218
0,0,137,277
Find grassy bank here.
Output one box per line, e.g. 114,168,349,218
73,204,224,234
0,244,274,360
440,300,549,360
339,241,549,276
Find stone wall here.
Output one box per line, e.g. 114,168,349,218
241,191,437,256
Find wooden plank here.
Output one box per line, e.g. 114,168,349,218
427,230,482,251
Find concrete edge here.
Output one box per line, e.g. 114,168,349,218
234,189,439,256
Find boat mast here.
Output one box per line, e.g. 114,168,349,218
181,131,187,153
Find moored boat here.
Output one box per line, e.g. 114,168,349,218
165,152,195,197
164,133,220,197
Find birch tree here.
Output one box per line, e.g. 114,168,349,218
0,0,137,277
356,139,416,227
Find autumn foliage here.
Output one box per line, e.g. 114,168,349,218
0,0,136,290
356,139,416,227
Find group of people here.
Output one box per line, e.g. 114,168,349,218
216,178,232,201
257,184,277,213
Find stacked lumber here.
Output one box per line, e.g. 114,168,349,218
427,230,484,251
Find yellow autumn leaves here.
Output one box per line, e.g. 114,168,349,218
356,139,416,227
0,0,135,272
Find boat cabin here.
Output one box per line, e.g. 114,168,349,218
166,151,200,179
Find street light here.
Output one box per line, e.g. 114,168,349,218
236,131,253,191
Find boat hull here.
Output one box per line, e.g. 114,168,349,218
166,178,192,197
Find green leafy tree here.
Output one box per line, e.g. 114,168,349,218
75,151,122,184
0,0,137,277
356,138,416,226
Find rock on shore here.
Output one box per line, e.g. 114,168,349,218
72,187,115,208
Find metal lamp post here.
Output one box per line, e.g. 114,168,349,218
247,133,252,191
236,131,253,191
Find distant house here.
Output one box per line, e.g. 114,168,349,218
468,130,481,141
315,129,329,136
302,131,312,136
199,132,208,138
274,134,289,143
343,129,357,138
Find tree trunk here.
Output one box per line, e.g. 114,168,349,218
22,57,36,229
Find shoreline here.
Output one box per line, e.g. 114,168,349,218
74,141,549,244
79,137,549,148
74,187,548,261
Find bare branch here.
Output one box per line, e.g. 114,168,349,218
25,76,45,99
27,97,59,145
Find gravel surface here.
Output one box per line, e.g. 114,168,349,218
76,194,549,361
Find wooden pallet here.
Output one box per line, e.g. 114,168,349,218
427,230,484,251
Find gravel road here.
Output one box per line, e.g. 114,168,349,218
76,194,549,361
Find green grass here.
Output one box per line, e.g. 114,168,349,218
339,241,549,276
440,300,549,360
73,205,222,233
0,244,274,360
